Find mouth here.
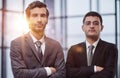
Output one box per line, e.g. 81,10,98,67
35,24,43,28
89,30,95,32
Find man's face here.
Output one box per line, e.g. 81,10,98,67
82,16,103,38
28,7,48,33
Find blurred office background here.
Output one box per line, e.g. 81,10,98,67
0,0,120,78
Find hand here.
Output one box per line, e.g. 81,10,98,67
50,67,56,74
96,66,104,72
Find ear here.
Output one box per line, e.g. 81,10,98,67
82,25,85,31
101,25,104,31
46,18,48,24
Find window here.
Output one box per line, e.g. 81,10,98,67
0,0,120,78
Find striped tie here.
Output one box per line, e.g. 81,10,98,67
35,41,43,61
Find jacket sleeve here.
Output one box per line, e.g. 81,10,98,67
90,44,118,78
48,43,66,78
66,46,95,78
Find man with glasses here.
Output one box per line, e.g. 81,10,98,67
66,11,118,78
10,1,66,78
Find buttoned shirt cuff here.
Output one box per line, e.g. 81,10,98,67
94,65,97,73
44,67,52,76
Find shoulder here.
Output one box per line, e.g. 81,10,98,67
99,39,118,57
45,37,61,46
70,42,85,48
11,33,28,44
68,42,85,52
99,39,118,53
100,39,117,48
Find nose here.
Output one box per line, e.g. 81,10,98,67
37,16,42,21
37,16,42,24
36,14,42,21
90,23,94,27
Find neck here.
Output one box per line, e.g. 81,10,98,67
86,36,99,44
31,31,44,40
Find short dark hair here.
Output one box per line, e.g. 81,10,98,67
83,11,103,25
25,1,49,19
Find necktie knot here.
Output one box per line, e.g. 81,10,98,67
88,45,94,52
35,41,42,48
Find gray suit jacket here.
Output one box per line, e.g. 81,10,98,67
10,32,66,78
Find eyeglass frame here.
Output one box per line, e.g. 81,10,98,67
83,21,101,26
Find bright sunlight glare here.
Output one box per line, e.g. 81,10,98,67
12,14,29,35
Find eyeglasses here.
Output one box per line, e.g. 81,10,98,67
84,21,101,26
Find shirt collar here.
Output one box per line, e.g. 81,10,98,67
86,38,100,48
29,32,45,44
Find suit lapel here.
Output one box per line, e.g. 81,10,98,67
82,43,88,66
75,42,88,66
25,33,41,63
41,37,51,65
92,39,103,64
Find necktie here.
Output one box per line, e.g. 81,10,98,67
35,41,43,61
87,45,94,66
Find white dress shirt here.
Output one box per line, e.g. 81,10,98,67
86,38,100,72
29,32,52,76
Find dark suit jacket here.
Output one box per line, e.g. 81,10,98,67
66,39,118,78
10,32,66,78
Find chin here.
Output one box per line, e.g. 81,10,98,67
36,28,43,31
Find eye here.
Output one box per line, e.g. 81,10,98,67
93,21,99,25
84,21,91,25
41,14,47,17
31,14,38,17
